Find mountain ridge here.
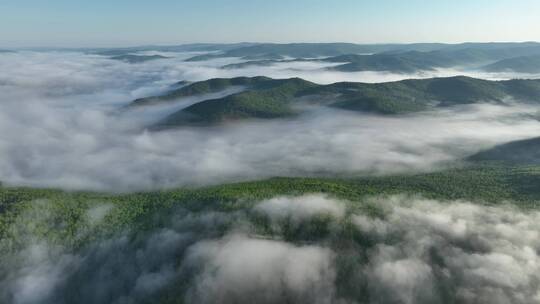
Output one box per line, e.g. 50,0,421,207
128,76,540,128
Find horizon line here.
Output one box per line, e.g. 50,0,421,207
3,40,540,50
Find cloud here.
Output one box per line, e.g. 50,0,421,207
1,51,540,192
4,100,540,192
8,244,79,304
353,196,540,303
2,194,540,303
254,194,346,221
183,234,337,304
85,204,114,225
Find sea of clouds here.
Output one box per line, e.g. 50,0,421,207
2,49,540,304
1,51,540,191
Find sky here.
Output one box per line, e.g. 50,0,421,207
0,0,539,47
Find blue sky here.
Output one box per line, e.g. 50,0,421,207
1,0,539,47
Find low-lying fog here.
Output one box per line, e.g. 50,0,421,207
2,195,539,303
1,51,540,191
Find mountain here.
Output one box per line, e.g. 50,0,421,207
309,76,540,107
155,78,316,127
482,55,540,73
89,43,257,56
324,47,540,73
183,42,540,65
186,52,288,62
184,43,451,61
216,44,540,73
469,137,540,164
220,58,308,69
302,76,517,113
131,76,274,106
135,76,540,128
323,53,437,73
184,53,225,62
218,50,489,73
399,76,510,104
220,43,393,58
240,53,285,60
110,54,169,63
221,60,281,69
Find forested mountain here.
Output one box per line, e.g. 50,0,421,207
129,76,540,127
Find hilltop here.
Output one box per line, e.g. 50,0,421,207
180,42,540,74
110,54,170,63
127,76,540,128
482,54,540,73
183,42,540,62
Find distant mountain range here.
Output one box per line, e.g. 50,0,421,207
19,42,531,57
215,45,540,73
87,43,257,56
110,54,170,63
8,42,540,73
183,42,540,61
482,55,540,73
182,43,409,61
127,76,540,128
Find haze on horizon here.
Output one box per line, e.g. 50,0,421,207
1,0,539,48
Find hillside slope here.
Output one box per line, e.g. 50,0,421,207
156,78,316,126
134,76,540,128
469,137,540,164
131,76,274,106
482,55,540,73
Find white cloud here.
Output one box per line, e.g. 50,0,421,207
1,51,540,192
254,194,346,221
353,196,540,303
183,234,337,304
2,194,540,303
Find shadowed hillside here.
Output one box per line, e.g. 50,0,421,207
470,137,540,164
